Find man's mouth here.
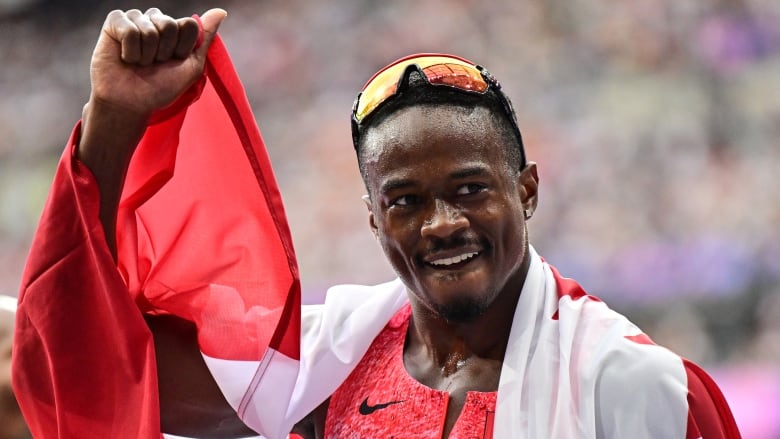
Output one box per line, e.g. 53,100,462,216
427,251,480,267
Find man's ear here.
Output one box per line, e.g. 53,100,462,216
517,162,539,219
362,195,379,240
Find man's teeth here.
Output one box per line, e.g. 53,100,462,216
429,252,479,266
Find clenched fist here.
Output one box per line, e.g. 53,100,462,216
89,7,227,120
77,8,227,259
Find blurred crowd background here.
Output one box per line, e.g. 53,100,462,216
1,0,779,437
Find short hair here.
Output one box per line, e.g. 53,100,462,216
352,66,526,186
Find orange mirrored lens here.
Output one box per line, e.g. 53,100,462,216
421,63,487,92
355,56,488,122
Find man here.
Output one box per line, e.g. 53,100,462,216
13,8,740,439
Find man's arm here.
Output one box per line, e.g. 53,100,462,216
78,8,218,259
77,8,256,436
147,314,258,437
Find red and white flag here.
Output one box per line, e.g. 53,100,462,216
13,34,300,438
11,30,741,439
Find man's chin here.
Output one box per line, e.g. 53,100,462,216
430,295,491,323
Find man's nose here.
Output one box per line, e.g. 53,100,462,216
420,199,468,238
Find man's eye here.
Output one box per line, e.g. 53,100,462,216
391,195,418,206
456,183,486,196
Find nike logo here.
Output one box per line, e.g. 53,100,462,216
358,397,404,415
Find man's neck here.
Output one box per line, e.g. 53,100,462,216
405,252,532,372
402,253,531,438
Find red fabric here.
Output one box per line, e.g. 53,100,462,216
624,333,655,345
548,263,602,321
684,359,742,439
13,126,161,438
13,34,299,438
116,34,300,361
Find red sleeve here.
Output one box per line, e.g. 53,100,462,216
12,126,162,438
684,359,742,439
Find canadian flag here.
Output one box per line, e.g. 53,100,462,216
13,33,300,439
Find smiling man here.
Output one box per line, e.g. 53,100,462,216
316,62,538,438
13,8,741,439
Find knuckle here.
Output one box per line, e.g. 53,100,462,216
105,9,127,28
142,33,160,48
122,24,140,41
176,17,199,31
155,16,178,34
138,22,158,38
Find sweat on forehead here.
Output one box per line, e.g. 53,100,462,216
360,104,506,163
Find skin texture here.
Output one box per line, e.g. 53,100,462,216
363,105,536,323
361,104,539,437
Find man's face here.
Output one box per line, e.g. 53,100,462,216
362,104,537,322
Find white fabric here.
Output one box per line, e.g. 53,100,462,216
495,248,689,438
204,278,408,438
206,246,691,438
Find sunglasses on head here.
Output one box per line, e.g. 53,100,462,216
350,53,525,166
353,53,492,122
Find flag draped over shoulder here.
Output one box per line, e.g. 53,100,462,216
12,33,300,438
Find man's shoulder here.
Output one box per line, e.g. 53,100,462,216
302,279,405,310
545,265,686,382
552,291,693,436
300,278,407,343
556,289,683,372
553,284,699,434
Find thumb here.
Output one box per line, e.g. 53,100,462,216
195,8,227,58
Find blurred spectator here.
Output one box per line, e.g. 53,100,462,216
745,287,780,365
0,296,31,439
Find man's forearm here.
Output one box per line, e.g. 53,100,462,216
76,100,148,260
146,314,259,437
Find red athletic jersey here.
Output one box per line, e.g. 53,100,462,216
326,305,495,438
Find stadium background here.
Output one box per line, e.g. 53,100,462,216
0,0,778,436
